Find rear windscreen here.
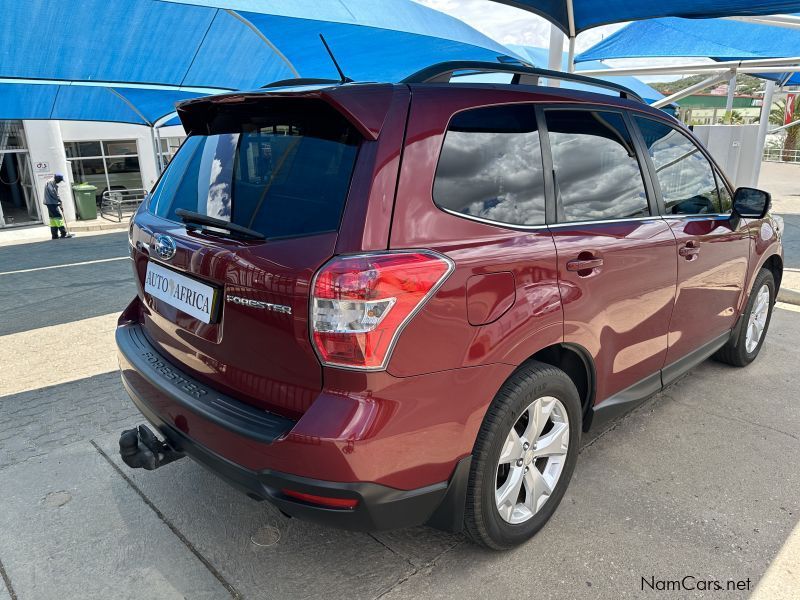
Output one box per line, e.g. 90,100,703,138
148,102,361,239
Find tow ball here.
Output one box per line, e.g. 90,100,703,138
119,425,185,470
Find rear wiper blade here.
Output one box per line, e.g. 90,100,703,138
175,208,265,240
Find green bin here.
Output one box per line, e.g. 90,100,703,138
72,183,98,220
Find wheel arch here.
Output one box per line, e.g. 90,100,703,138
520,343,596,431
762,253,783,293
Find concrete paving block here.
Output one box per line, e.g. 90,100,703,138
0,440,230,600
377,311,800,599
0,579,11,600
94,432,417,600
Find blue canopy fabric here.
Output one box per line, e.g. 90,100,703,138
0,0,517,125
576,18,800,86
491,0,800,35
508,45,666,104
0,84,201,126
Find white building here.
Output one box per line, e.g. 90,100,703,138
0,119,184,228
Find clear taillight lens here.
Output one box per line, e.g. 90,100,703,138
311,250,454,370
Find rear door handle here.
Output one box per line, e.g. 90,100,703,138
679,242,700,259
566,257,604,272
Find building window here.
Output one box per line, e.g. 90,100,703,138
0,121,28,151
159,136,186,165
65,139,144,202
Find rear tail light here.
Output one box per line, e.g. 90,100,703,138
310,250,454,370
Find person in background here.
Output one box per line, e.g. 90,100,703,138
43,173,73,239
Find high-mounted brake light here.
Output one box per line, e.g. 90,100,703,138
310,250,454,370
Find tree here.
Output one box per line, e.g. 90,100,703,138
769,97,799,162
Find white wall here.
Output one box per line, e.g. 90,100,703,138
693,124,761,189
23,120,75,221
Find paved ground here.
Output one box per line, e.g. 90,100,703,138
0,165,798,599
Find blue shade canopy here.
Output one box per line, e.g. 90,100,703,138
491,1,800,35
576,18,800,85
508,45,666,104
0,0,514,89
0,84,202,126
0,0,517,125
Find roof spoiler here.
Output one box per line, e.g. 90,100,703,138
176,84,395,141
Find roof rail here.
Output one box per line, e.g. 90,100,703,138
401,60,645,104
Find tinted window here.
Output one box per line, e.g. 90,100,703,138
148,104,360,239
714,171,733,213
546,110,649,223
635,117,724,215
433,104,546,226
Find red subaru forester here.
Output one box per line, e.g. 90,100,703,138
117,61,783,549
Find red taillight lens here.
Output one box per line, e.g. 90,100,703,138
311,250,453,370
281,489,359,510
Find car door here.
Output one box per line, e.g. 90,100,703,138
542,107,678,405
632,116,750,376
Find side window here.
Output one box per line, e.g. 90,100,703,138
634,117,725,215
545,110,649,223
433,104,546,227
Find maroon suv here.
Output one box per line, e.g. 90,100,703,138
117,62,783,549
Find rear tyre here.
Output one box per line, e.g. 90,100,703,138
714,268,775,367
464,361,581,550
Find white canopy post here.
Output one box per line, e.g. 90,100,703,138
548,24,565,86
755,80,776,185
724,70,737,123
566,0,577,73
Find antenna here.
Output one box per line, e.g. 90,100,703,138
319,34,352,83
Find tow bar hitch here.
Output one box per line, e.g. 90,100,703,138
119,425,185,470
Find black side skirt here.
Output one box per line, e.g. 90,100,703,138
588,331,730,431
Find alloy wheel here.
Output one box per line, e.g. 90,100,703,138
745,284,770,354
495,396,570,524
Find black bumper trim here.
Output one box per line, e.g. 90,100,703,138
127,390,457,531
117,323,295,444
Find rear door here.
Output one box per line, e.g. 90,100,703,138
542,107,678,404
632,116,749,371
129,97,366,419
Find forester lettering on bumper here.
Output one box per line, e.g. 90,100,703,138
116,323,295,444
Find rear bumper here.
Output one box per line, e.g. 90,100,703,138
116,321,476,531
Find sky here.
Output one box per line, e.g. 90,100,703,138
415,0,623,53
414,0,690,81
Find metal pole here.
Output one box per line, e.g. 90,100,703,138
155,127,164,172
150,126,162,177
651,71,733,109
566,0,576,73
567,37,576,73
577,56,800,77
547,24,565,86
754,80,776,186
724,71,736,123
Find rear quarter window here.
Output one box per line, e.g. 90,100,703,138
433,104,546,227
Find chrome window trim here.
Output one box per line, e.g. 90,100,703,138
437,206,548,231
660,213,732,220
547,216,661,228
438,206,664,231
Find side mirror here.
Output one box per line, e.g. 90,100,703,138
733,187,771,219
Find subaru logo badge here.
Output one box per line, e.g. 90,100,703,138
153,234,177,261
